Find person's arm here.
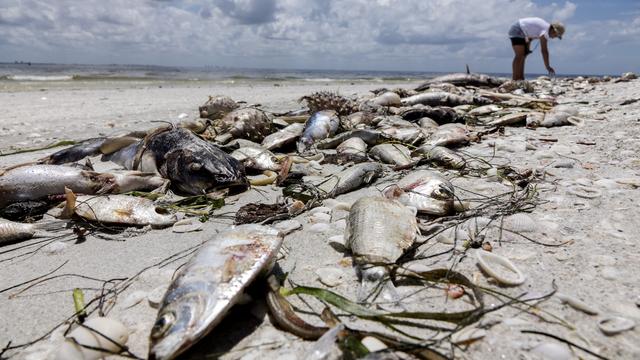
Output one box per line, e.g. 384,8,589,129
540,36,555,75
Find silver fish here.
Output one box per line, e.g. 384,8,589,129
370,91,402,107
0,218,62,245
369,144,413,166
148,225,283,360
468,104,503,116
261,123,304,151
0,165,159,208
401,92,484,107
230,147,281,171
65,194,177,228
383,170,454,216
316,129,388,150
412,146,466,170
415,73,506,91
315,162,385,197
427,124,470,148
297,110,340,152
345,197,418,299
485,112,529,127
336,137,367,157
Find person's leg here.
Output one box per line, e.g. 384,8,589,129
512,44,526,80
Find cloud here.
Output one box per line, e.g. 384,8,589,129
0,0,636,74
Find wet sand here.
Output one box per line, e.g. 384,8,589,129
1,77,639,359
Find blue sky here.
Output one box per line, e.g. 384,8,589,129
0,0,638,75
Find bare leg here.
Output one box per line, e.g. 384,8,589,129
512,45,526,80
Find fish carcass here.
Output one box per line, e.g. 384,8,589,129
345,197,418,299
0,218,62,245
105,127,249,195
297,110,340,153
149,225,283,360
315,162,385,197
383,170,455,216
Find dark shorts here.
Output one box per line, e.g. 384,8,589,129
510,37,526,46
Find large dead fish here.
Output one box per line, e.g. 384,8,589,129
0,165,164,208
230,147,281,172
106,127,248,195
383,170,455,216
415,73,506,91
213,108,272,142
427,124,470,147
297,110,340,153
198,95,239,120
148,225,283,360
369,144,413,166
401,92,490,107
345,196,418,300
63,192,177,228
261,123,305,151
412,146,466,169
41,138,106,165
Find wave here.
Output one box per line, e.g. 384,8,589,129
5,74,74,81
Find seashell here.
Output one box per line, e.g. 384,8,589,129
531,342,572,360
147,286,167,308
598,316,635,336
172,218,203,233
56,317,129,360
315,267,345,287
361,336,388,352
476,250,526,286
556,293,599,315
500,213,538,233
436,226,469,245
43,241,69,255
273,220,302,235
567,185,602,199
615,177,640,187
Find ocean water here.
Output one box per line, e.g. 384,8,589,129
0,63,443,83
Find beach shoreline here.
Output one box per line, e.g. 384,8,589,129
1,76,639,359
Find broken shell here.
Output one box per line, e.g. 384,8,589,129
171,218,204,233
361,336,388,352
476,250,526,286
598,316,635,336
567,185,602,199
556,293,599,315
56,317,129,360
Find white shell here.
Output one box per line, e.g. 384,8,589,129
476,250,526,286
361,336,388,352
598,316,635,336
556,293,599,315
172,218,204,233
315,267,345,287
56,317,129,360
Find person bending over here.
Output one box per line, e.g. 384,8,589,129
508,17,565,80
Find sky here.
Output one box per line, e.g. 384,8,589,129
0,0,638,75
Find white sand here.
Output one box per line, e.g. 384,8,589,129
1,78,639,359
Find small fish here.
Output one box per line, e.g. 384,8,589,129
401,92,485,107
64,193,177,228
261,123,305,151
383,170,455,216
345,197,418,300
370,91,402,107
148,225,283,360
315,129,388,150
0,218,61,245
315,162,385,197
369,144,413,166
231,147,281,172
297,110,340,153
485,112,529,127
427,124,470,148
468,104,503,116
336,137,368,157
412,146,466,170
415,73,506,91
42,138,106,165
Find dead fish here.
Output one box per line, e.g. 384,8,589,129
485,112,530,127
371,91,402,107
380,125,427,145
315,129,389,150
383,170,454,216
369,144,413,166
117,127,248,195
345,196,418,299
148,224,283,360
198,95,239,120
540,106,583,127
315,162,385,197
418,117,439,129
427,124,469,147
216,108,272,142
468,105,503,116
0,165,159,208
297,110,340,153
401,92,489,107
64,193,177,228
412,146,466,169
399,106,462,124
525,112,545,128
231,147,281,171
336,137,368,157
0,218,62,245
415,73,506,91
261,123,305,151
341,111,375,130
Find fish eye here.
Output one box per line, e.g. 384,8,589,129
151,312,175,339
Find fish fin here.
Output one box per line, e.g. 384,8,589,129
60,187,77,219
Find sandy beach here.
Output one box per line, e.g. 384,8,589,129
1,76,640,360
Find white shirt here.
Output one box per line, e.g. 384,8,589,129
518,17,550,39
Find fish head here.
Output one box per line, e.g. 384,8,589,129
296,136,314,153
165,148,249,195
149,283,216,360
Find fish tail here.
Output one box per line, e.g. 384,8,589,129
60,187,77,219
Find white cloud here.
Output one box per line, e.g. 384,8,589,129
0,0,636,74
